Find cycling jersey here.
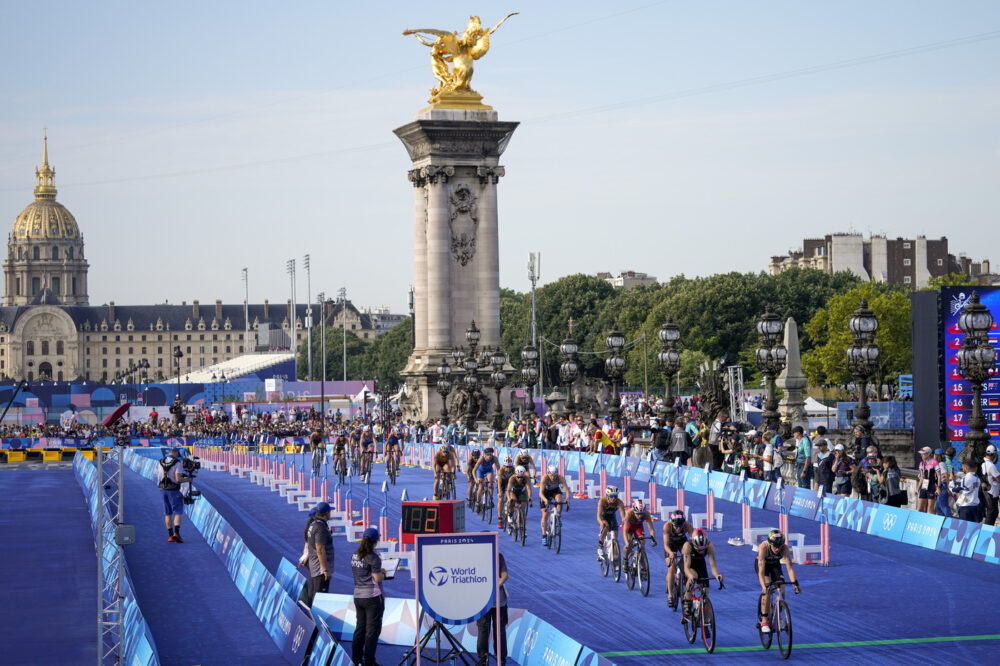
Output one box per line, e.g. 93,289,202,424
515,454,532,469
476,456,496,479
435,447,453,464
498,469,515,492
687,546,709,582
600,498,622,529
541,475,563,501
625,510,648,538
508,476,529,501
666,525,689,553
755,543,786,582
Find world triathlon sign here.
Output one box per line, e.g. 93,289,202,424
415,532,498,625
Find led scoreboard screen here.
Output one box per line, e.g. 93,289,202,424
401,500,465,545
942,287,1000,455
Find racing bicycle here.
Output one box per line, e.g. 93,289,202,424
624,534,653,596
599,526,622,582
757,577,797,659
684,578,724,653
542,500,568,554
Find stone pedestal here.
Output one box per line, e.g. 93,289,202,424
777,317,809,429
395,108,518,423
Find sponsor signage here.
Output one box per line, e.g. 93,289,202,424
901,512,945,549
866,504,908,542
415,532,497,625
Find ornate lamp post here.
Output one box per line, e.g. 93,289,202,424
559,323,579,414
755,305,787,431
435,356,452,421
521,344,539,415
489,347,510,431
956,291,996,465
171,346,185,426
657,317,681,426
846,299,880,437
462,321,482,426
605,327,627,428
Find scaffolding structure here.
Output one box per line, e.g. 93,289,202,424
95,442,126,665
727,365,747,426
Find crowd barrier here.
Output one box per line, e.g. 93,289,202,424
398,443,1000,567
73,452,159,666
311,594,613,666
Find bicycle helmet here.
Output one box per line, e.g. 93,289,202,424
547,464,557,475
515,465,527,476
605,485,619,498
484,447,494,455
503,455,514,466
632,499,644,513
670,510,686,526
470,449,482,459
519,448,528,457
767,529,785,548
690,528,709,553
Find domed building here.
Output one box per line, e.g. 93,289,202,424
4,135,89,306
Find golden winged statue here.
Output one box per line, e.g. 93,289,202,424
403,13,518,109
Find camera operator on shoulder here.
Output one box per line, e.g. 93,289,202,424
299,502,335,607
156,447,193,543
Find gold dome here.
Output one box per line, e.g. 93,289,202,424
11,134,81,240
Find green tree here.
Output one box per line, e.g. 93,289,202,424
801,283,912,388
298,327,369,380
926,273,978,290
359,317,413,388
533,274,617,382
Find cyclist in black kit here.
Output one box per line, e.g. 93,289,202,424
663,509,694,606
681,529,723,625
756,529,801,633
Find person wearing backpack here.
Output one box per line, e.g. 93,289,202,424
156,447,193,543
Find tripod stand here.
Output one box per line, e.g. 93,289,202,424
398,609,476,665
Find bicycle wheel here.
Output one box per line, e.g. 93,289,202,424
757,594,772,649
519,507,527,547
639,549,650,597
612,539,622,582
683,601,698,644
701,596,716,653
600,538,611,577
625,548,636,590
553,515,562,554
776,601,792,659
668,568,680,611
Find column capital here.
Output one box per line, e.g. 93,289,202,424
420,165,455,184
407,168,426,187
477,166,505,184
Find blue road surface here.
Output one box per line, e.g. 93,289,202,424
188,453,1000,664
0,469,96,666
121,466,286,665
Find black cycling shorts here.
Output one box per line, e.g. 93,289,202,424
753,557,783,584
689,557,709,582
602,512,619,530
542,488,562,501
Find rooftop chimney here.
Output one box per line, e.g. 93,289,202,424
215,299,222,319
108,301,115,322
192,300,200,318
263,299,269,318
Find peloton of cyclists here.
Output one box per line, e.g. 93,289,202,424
596,485,626,561
538,464,570,547
756,529,801,633
663,509,694,606
680,529,724,625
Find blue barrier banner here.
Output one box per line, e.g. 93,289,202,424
683,467,708,495
649,462,670,486
604,455,624,477
817,495,843,524
901,512,945,549
507,611,583,666
935,517,981,557
634,459,651,484
836,499,878,532
788,487,820,520
866,504,908,541
583,453,600,474
310,613,347,666
577,645,616,666
267,585,316,663
763,483,794,514
623,456,640,478
707,473,727,497
972,525,1000,565
277,557,306,602
565,451,581,469
743,478,770,509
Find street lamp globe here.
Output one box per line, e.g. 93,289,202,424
465,320,481,347
437,356,452,380
491,348,508,369
605,328,626,355
658,318,681,346
849,299,879,341
521,345,538,365
757,305,784,347
958,292,994,341
451,346,466,365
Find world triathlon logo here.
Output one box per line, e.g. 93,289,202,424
428,566,449,586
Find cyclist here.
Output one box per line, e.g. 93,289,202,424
332,430,348,476
385,425,401,473
596,485,626,561
465,449,482,503
680,529,724,625
663,509,694,606
756,529,802,633
539,464,571,546
472,447,499,507
359,426,377,477
623,499,657,565
505,465,533,532
433,440,459,500
514,448,536,482
497,456,517,528
349,426,362,467
310,431,326,476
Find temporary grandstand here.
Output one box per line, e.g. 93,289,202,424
167,352,294,384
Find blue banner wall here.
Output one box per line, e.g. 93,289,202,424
936,518,981,557
972,525,1000,565
788,487,821,521
901,512,946,549
866,504,909,542
683,467,708,495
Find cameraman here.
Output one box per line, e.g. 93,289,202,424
156,447,193,543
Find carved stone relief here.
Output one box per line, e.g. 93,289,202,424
448,184,478,266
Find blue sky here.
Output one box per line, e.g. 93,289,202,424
1,1,998,311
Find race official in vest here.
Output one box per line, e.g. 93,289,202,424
156,447,192,543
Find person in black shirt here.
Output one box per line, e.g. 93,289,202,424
476,552,509,665
351,527,385,666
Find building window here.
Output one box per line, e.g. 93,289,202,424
68,247,74,259
72,277,76,295
51,276,60,294
115,335,120,342
115,359,121,368
903,242,911,249
31,277,40,295
102,359,107,368
56,341,63,355
57,371,63,381
937,258,944,266
15,277,20,295
102,347,107,354
128,335,133,341
86,360,90,368
226,346,231,353
903,258,911,266
26,341,34,355
52,246,59,260
186,346,191,354
141,335,146,341
904,276,912,284
33,246,40,260
158,346,162,353
41,341,49,355
213,346,218,353
157,358,163,367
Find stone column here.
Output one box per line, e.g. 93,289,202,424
477,166,504,348
408,169,429,351
422,165,454,351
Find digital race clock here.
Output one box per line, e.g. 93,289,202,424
401,500,465,545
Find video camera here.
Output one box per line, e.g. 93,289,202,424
181,455,202,504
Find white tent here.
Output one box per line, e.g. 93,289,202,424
803,397,833,416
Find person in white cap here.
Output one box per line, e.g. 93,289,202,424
917,446,940,514
982,445,1000,526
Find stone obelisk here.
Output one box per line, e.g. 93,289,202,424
394,17,519,422
776,317,809,429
